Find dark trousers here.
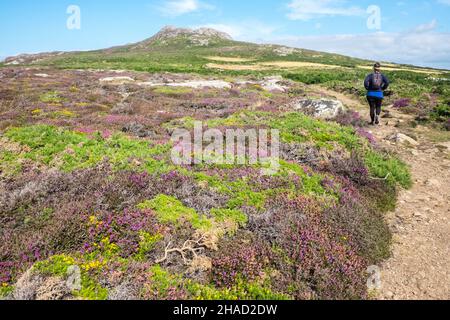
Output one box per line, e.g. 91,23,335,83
367,97,383,123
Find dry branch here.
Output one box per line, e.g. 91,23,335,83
155,234,207,265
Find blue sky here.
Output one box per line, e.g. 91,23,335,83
1,0,450,68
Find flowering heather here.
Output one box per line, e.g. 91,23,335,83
393,98,411,108
128,172,151,189
356,128,377,145
104,114,133,124
212,237,266,288
75,127,112,139
323,153,370,186
86,209,164,257
0,261,15,284
333,110,366,127
255,195,368,299
0,67,411,300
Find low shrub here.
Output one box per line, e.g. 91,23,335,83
211,235,266,288
364,150,412,189
393,98,411,109
254,195,368,300
138,195,212,231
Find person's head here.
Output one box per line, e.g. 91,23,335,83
373,62,381,73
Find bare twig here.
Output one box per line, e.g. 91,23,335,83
155,234,207,265
370,173,391,181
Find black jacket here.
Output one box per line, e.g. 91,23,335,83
364,73,390,92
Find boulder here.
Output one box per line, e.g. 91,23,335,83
261,76,288,92
122,122,155,138
289,98,346,119
388,133,419,146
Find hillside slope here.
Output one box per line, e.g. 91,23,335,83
4,26,449,130
0,26,448,301
0,64,414,300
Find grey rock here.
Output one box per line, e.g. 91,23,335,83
122,122,155,138
288,98,346,119
388,133,419,146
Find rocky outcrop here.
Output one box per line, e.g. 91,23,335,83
273,46,301,57
387,133,419,146
288,98,346,119
260,76,289,92
152,26,232,41
138,79,231,89
99,76,135,85
134,26,233,48
122,122,156,138
4,52,65,65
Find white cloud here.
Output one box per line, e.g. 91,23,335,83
193,19,450,69
413,19,437,33
263,26,450,69
193,21,279,41
158,0,214,17
286,0,366,21
437,0,450,5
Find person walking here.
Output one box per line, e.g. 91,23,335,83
364,62,390,125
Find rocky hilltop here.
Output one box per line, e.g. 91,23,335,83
152,26,232,41
3,26,235,63
132,26,234,48
3,52,65,66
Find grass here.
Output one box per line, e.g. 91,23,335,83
33,254,109,300
210,209,248,228
9,32,446,128
364,150,412,189
135,231,163,261
148,265,290,300
39,91,64,104
153,86,193,96
0,34,422,299
138,195,212,231
3,125,173,174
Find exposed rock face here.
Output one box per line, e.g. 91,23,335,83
4,52,64,65
260,76,289,92
152,25,232,41
288,98,346,119
236,76,291,92
122,122,156,138
134,26,233,48
99,76,135,85
138,79,231,89
388,133,419,146
273,46,301,57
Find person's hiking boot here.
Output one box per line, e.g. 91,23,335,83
375,115,380,125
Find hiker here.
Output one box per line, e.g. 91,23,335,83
364,62,389,125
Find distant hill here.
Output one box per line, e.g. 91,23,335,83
3,26,447,75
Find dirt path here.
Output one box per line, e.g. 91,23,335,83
313,86,450,300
